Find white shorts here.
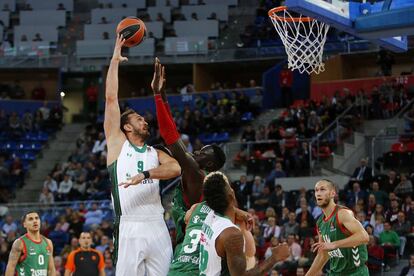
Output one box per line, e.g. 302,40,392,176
114,215,172,276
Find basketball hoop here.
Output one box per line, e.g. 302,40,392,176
268,6,330,74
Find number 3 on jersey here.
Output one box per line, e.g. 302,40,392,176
183,229,201,253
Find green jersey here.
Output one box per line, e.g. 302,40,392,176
171,183,189,246
317,205,369,276
15,234,51,276
169,201,212,276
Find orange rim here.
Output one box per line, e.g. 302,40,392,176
268,6,313,23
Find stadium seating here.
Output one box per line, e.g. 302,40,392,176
19,10,66,26
90,8,133,24
181,5,228,21
26,0,74,11
164,37,208,55
14,26,58,45
147,6,172,23
173,20,218,37
97,0,145,9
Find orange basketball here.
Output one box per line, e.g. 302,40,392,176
116,17,146,47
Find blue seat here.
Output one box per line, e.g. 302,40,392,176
5,142,18,151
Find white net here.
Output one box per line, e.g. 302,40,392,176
269,7,330,74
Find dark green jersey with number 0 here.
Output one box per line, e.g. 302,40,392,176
15,234,50,276
317,205,368,276
169,201,212,276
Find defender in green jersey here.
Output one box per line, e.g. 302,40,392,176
5,211,56,276
306,180,369,276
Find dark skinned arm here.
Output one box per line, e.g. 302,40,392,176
151,58,204,205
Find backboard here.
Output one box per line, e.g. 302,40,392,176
284,0,413,52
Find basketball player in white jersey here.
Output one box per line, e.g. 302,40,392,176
105,35,181,276
200,172,289,276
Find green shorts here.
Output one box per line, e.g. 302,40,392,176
328,265,369,276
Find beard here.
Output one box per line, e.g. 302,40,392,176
317,198,331,208
133,128,150,141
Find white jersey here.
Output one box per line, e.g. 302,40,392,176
199,211,241,276
108,141,164,218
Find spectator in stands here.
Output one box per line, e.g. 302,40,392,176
104,258,115,276
393,211,410,257
22,110,33,132
57,3,65,10
404,107,414,132
385,170,399,193
100,16,109,24
2,215,17,234
269,184,286,215
191,12,198,20
373,215,385,237
102,32,109,40
92,132,106,155
367,235,384,275
33,33,43,42
39,187,54,204
95,235,110,253
10,80,25,99
394,174,413,198
346,182,367,208
39,101,50,122
371,181,388,207
275,234,301,272
20,35,28,42
296,201,314,227
57,174,73,201
9,156,24,188
60,237,79,258
234,175,251,209
253,185,271,211
385,199,401,224
400,255,414,276
84,203,104,230
54,256,64,276
263,216,281,241
351,158,373,189
251,176,265,201
8,111,21,138
279,64,293,107
44,174,58,194
307,111,322,136
379,221,400,261
266,162,286,186
241,124,256,142
281,212,299,240
357,211,370,228
207,12,217,20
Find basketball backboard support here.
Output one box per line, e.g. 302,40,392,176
285,0,410,53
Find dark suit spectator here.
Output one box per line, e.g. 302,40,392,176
233,175,251,210
351,158,373,189
269,184,287,216
371,181,389,207
385,199,401,225
393,212,411,256
253,186,271,211
394,174,413,198
241,124,256,142
400,255,414,276
346,182,367,207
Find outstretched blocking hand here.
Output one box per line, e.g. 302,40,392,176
112,34,128,63
271,244,289,262
151,57,167,100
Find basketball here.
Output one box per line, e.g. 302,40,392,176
116,17,146,47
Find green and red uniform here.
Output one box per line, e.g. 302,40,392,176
317,205,369,276
15,234,51,276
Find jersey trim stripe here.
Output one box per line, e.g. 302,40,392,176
130,142,147,153
323,205,338,222
112,218,120,266
19,238,27,263
109,160,122,217
335,208,351,236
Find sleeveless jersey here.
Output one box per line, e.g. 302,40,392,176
199,211,240,276
108,141,163,218
169,202,212,276
171,183,188,247
317,205,368,275
16,234,50,276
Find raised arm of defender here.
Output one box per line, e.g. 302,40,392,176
104,35,128,166
152,58,204,204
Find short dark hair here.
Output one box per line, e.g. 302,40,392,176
203,172,229,215
21,211,39,224
320,179,337,192
206,144,226,172
120,109,136,134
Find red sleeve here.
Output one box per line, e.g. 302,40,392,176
97,251,105,270
155,95,180,145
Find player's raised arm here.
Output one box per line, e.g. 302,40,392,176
221,228,289,276
313,209,369,251
305,234,329,276
5,239,22,276
152,58,205,204
104,35,128,165
46,239,57,276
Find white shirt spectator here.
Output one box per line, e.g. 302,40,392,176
92,139,107,154
58,178,73,194
2,221,17,234
39,190,54,204
84,204,104,226
39,105,50,120
44,177,58,193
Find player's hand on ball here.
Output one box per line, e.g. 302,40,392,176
271,244,289,262
151,57,166,97
311,241,337,252
112,34,128,63
119,173,145,188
